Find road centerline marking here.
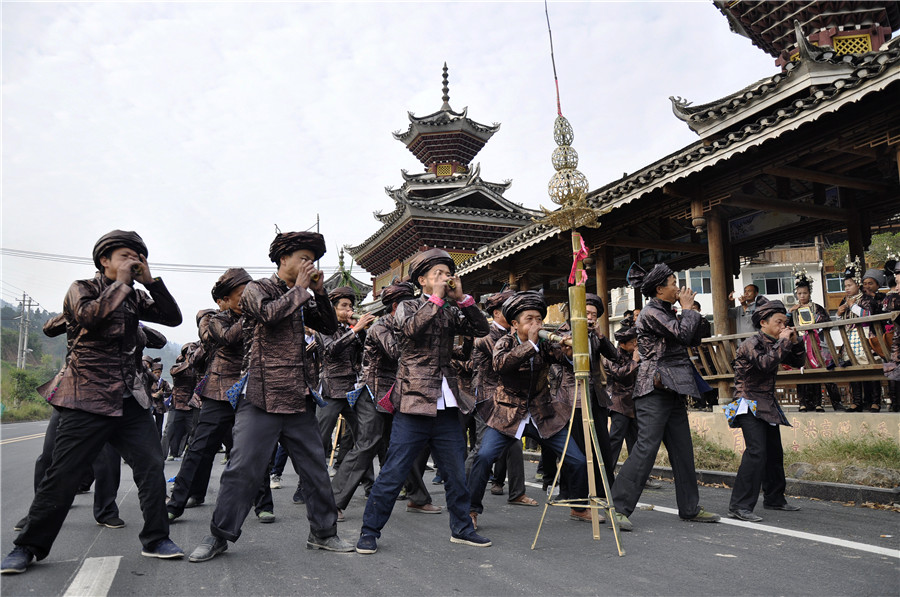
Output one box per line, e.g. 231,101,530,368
63,556,122,597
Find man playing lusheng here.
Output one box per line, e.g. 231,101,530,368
611,262,721,531
467,290,591,529
189,231,354,562
725,300,805,522
2,230,184,574
355,248,490,555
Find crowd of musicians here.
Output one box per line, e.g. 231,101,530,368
3,229,899,573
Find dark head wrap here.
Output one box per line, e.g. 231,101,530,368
381,282,416,307
585,293,605,318
614,319,637,343
751,298,786,329
885,260,899,288
862,268,886,288
92,230,148,271
212,268,252,301
627,262,675,298
142,355,154,366
501,290,547,323
268,231,326,263
407,249,456,288
328,286,356,306
482,290,514,314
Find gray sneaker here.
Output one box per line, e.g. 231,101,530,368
611,511,633,532
683,507,721,523
306,533,354,552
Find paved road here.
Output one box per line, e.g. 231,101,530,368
2,420,898,596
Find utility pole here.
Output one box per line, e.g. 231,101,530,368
16,293,26,368
23,296,32,367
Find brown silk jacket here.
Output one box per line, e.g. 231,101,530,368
554,325,618,409
733,332,806,425
322,323,365,399
604,347,640,418
201,309,243,402
240,275,338,414
633,298,704,399
394,296,489,416
488,333,570,438
472,323,508,419
362,314,400,408
50,273,182,416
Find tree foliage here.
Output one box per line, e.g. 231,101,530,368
823,232,900,272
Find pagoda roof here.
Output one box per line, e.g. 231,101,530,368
715,1,900,58
669,22,865,137
458,42,900,276
398,163,513,196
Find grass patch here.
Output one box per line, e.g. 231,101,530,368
1,400,53,422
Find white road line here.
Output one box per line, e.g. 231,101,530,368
63,556,122,597
523,481,899,559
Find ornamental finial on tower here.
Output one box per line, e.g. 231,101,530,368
441,62,451,110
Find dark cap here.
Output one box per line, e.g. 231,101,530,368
751,298,786,329
268,231,326,263
627,262,675,298
92,230,148,271
212,268,252,301
501,290,547,322
381,282,416,307
585,293,605,318
328,286,357,306
482,290,514,314
407,249,455,288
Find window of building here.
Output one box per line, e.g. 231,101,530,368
750,271,794,296
677,270,711,294
825,273,844,293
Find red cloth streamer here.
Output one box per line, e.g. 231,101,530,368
568,236,589,285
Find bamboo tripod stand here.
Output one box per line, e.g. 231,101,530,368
531,231,625,556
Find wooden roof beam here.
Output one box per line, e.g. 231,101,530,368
604,236,709,254
722,192,850,221
764,166,894,192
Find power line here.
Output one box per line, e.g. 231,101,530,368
1,248,343,275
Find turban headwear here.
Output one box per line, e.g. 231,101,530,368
212,268,252,301
627,262,675,298
328,286,357,306
585,293,605,318
482,290,514,314
751,298,786,329
268,231,326,263
92,230,148,271
501,290,547,323
407,249,455,288
381,282,416,307
614,320,637,343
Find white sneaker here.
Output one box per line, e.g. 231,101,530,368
270,475,282,489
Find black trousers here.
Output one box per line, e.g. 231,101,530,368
15,398,169,560
729,414,787,512
316,397,359,462
210,398,338,542
166,409,193,458
332,395,383,510
608,411,638,466
30,409,122,523
561,399,615,499
168,399,234,516
849,381,881,409
611,390,700,519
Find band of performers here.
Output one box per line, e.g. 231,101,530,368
3,229,899,574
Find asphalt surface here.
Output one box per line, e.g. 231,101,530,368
1,419,898,596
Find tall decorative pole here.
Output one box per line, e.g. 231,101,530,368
531,1,624,556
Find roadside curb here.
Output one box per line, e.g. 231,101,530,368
524,450,898,504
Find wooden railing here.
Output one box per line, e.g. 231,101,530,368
690,311,897,385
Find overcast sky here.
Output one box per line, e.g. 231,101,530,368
2,1,776,345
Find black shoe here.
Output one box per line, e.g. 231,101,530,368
728,509,763,523
1,547,34,574
141,538,184,559
292,487,305,505
450,531,492,548
185,496,204,508
188,535,227,563
306,533,354,552
763,503,801,511
13,517,28,532
96,517,125,529
832,403,846,411
356,533,377,554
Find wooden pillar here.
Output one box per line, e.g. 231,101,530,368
630,249,642,309
707,207,732,400
518,276,530,291
508,271,517,291
595,245,610,337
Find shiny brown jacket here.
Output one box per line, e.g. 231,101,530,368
604,347,639,418
322,323,365,398
51,273,182,416
488,333,570,438
472,323,508,419
733,331,805,425
201,309,243,402
633,298,704,399
240,275,338,414
394,296,489,416
362,314,400,407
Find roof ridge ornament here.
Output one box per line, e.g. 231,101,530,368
793,20,822,62
669,96,693,122
441,62,451,111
